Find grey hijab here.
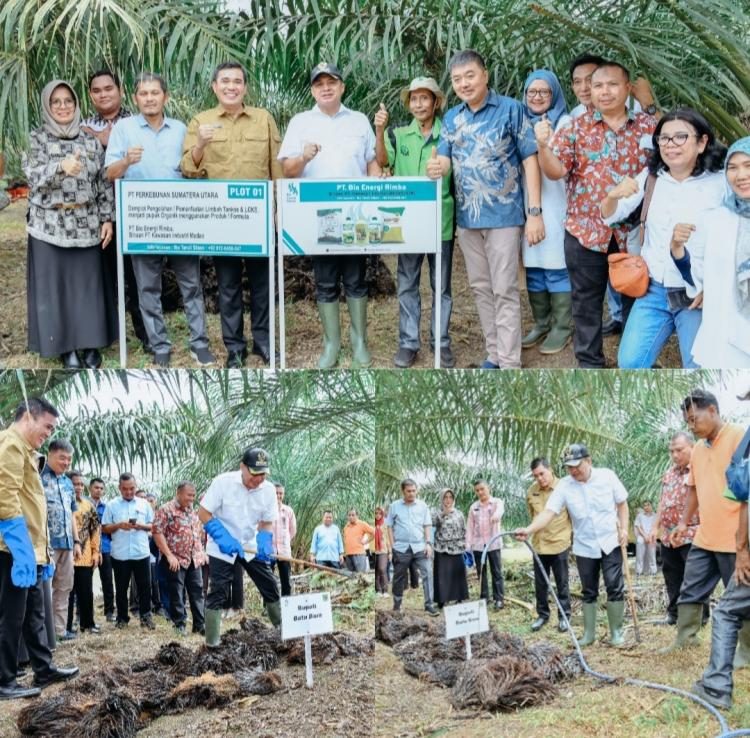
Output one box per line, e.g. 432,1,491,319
41,80,81,139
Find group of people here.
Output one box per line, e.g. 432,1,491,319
21,49,750,370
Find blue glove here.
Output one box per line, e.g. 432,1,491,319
254,530,275,563
463,551,475,568
40,562,56,582
204,518,245,559
0,517,38,588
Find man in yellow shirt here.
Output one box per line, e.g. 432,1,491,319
0,397,79,700
181,62,282,368
342,507,375,573
526,457,572,632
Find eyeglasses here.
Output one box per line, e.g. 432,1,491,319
655,133,698,147
526,89,552,99
50,99,75,109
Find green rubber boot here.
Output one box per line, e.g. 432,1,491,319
266,600,282,627
579,602,598,646
734,619,750,669
317,301,341,369
346,296,372,369
540,291,572,354
522,291,551,348
606,600,626,647
205,608,222,648
659,602,703,653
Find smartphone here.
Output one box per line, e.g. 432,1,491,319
666,289,694,311
129,517,137,525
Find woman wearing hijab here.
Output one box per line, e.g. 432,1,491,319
373,506,391,597
521,69,572,354
431,488,469,608
23,80,115,369
670,137,750,367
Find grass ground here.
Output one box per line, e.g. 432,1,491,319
0,200,683,369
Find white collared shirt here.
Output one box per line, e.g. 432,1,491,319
200,471,277,563
602,168,725,296
277,104,376,178
545,467,628,558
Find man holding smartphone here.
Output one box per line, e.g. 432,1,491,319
101,473,155,630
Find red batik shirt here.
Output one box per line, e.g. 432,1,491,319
658,464,700,548
153,498,207,568
551,109,657,252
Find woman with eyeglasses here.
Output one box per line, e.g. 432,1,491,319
22,80,116,369
600,108,726,368
520,70,572,354
671,137,750,368
431,488,469,608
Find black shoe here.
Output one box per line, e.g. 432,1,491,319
393,347,417,368
60,351,82,369
557,620,569,633
82,348,102,369
33,666,79,689
190,347,217,366
691,680,732,710
226,349,247,369
439,347,456,368
531,617,548,632
0,683,41,700
82,625,100,634
140,617,156,631
141,340,154,355
602,318,622,336
153,352,171,368
425,604,439,617
105,613,116,623
192,626,205,636
115,621,128,629
494,600,504,611
251,343,270,365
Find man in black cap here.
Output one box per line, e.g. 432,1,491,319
515,443,629,647
197,447,280,646
278,62,382,369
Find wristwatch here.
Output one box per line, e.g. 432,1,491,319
527,206,543,217
644,104,657,116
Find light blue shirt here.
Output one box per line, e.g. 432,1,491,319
105,113,186,180
386,498,431,553
310,523,344,562
101,496,154,561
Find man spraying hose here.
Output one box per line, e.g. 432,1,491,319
198,447,280,647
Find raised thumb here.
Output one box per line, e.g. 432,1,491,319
379,102,386,111
74,149,82,159
431,146,437,159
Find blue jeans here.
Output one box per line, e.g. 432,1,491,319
397,240,453,349
526,267,571,293
617,280,702,368
606,282,623,322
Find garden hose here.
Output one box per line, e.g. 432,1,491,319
480,531,743,738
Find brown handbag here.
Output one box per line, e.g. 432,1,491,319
607,174,656,298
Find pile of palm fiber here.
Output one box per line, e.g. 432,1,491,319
283,632,375,665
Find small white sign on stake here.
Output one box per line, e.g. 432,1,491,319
444,600,490,660
280,592,334,688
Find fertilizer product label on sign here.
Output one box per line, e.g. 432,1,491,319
279,177,440,255
280,592,334,640
444,600,490,640
117,179,272,257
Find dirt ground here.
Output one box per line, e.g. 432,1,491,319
0,200,682,369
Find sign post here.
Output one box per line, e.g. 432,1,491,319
280,592,334,688
444,600,490,660
277,177,442,369
116,179,274,368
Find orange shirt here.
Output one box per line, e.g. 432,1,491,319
689,423,744,552
343,520,375,556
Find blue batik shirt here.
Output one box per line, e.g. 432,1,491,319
42,466,78,550
437,90,538,229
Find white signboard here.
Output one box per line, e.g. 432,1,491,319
117,179,272,257
278,177,440,256
444,600,490,640
280,592,334,640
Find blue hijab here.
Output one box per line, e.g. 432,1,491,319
522,69,567,128
725,137,750,217
725,137,750,316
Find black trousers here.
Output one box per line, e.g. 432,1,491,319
408,558,420,588
473,548,505,603
660,543,711,622
150,559,161,611
112,556,152,622
222,558,245,609
66,566,95,630
677,545,736,605
160,559,205,630
0,552,53,687
533,550,571,620
313,255,367,302
272,559,292,597
206,555,279,611
98,552,115,616
576,547,624,603
214,256,270,353
564,232,633,367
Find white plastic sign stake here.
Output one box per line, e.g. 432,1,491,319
281,592,334,689
444,600,489,661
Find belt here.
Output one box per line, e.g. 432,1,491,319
53,203,84,210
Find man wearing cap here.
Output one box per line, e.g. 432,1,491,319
181,62,282,368
515,444,629,647
198,447,280,646
278,63,383,369
374,77,455,368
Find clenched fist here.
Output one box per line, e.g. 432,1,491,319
126,146,144,165
534,115,553,148
670,222,696,258
61,149,83,177
196,124,219,147
608,176,640,200
374,102,389,129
